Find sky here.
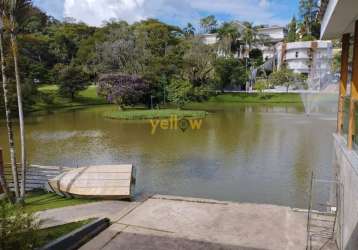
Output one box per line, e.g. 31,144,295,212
33,0,300,28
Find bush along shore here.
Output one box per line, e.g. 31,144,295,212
208,93,302,103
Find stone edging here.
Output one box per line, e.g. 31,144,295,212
40,217,110,250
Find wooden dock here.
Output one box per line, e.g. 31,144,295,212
48,165,135,199
3,162,135,200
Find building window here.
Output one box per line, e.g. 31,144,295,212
295,51,299,58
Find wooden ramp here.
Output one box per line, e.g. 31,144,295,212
48,165,135,200
4,164,71,191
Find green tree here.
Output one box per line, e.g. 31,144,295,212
217,22,241,56
299,0,320,39
95,21,143,74
200,15,217,33
214,57,248,91
4,0,33,201
241,22,257,52
183,22,195,38
94,19,184,98
133,19,183,99
166,78,192,109
183,38,216,86
58,65,90,100
254,79,268,97
0,200,40,249
268,68,301,92
249,48,263,66
20,34,54,83
0,3,14,202
21,6,53,33
287,17,297,42
47,22,96,65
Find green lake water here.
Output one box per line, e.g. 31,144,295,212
0,103,336,208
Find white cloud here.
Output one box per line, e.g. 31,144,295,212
64,0,146,26
259,0,269,8
63,0,290,27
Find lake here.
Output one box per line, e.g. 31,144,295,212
0,103,336,208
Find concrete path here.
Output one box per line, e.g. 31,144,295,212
80,195,315,250
37,200,138,228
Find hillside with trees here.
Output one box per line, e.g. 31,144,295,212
0,8,269,115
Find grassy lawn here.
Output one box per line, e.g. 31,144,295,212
208,93,302,103
25,190,95,213
25,86,303,115
104,109,208,120
30,84,107,112
36,219,93,248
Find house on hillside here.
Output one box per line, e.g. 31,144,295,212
199,22,287,61
257,26,287,60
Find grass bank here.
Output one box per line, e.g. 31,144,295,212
25,190,94,213
36,219,93,248
25,86,302,116
30,84,107,112
208,93,302,103
1,191,94,249
104,109,208,120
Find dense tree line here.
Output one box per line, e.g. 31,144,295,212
0,7,263,112
0,2,321,114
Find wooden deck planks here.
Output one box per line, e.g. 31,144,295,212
49,165,135,199
5,164,135,198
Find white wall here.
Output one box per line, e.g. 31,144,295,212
275,41,333,75
334,134,358,250
258,28,285,40
285,48,310,60
201,34,218,45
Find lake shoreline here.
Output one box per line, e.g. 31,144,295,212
104,109,208,120
17,85,303,119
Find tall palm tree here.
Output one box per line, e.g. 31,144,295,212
4,0,31,200
183,23,195,38
217,22,241,56
299,0,319,36
200,15,217,34
0,0,18,201
241,22,257,53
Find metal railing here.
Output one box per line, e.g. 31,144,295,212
306,172,340,250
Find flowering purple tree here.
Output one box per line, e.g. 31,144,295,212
98,74,150,109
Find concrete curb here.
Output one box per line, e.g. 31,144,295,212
40,217,110,250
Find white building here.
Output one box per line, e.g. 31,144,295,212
257,26,287,42
275,41,333,75
274,40,334,90
257,26,287,60
200,33,219,45
199,24,287,60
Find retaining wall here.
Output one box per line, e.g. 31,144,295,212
334,134,358,249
